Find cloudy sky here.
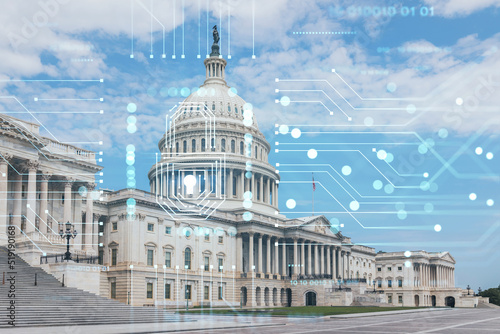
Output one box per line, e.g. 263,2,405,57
1,0,499,289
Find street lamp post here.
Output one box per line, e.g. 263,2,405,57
59,221,78,261
466,284,471,295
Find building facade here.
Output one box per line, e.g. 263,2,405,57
1,43,471,308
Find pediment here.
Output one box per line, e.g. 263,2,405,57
440,252,456,264
295,215,342,238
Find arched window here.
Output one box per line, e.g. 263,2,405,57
201,138,206,152
235,106,238,114
211,138,215,151
221,139,226,152
228,104,231,112
183,140,187,153
261,148,263,160
212,103,215,111
192,139,196,152
255,146,258,158
231,140,235,153
184,248,191,269
176,142,179,154
240,141,244,155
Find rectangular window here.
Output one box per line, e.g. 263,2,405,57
185,285,191,300
398,279,403,287
388,280,392,288
165,284,171,299
218,286,223,300
111,282,116,299
398,295,403,304
204,234,210,241
377,280,382,288
377,267,381,272
147,282,153,299
388,267,392,271
165,251,171,268
98,250,104,265
218,258,223,273
165,226,172,235
112,222,117,231
147,249,154,266
218,236,223,244
147,223,154,232
111,249,117,266
204,256,210,271
204,286,209,300
184,249,191,269
398,266,402,271
388,295,392,303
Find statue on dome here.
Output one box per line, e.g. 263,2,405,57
212,25,220,45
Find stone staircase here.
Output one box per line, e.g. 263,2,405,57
0,247,190,328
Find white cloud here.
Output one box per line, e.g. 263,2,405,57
422,0,500,17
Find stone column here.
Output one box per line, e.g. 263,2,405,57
0,154,11,233
307,241,312,276
341,251,345,279
326,246,331,276
332,247,337,279
12,173,22,230
275,181,279,207
259,175,263,202
63,179,74,224
274,237,279,275
266,177,270,204
347,252,351,279
314,244,319,275
451,267,455,287
266,236,271,274
39,174,50,234
25,161,38,234
300,240,305,275
229,169,233,199
293,238,298,276
319,245,324,275
257,234,262,273
282,240,287,277
236,233,242,272
73,189,83,250
85,184,95,251
248,233,254,274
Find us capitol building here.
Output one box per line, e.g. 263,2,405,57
0,34,479,309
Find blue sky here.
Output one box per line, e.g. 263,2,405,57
1,0,499,290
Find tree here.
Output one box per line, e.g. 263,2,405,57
479,285,500,306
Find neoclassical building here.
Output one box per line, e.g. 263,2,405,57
1,39,471,308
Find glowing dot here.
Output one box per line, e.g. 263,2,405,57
244,133,253,143
364,117,374,126
307,149,318,159
384,184,394,194
377,150,387,160
456,97,463,105
469,193,477,201
147,87,157,97
291,128,301,138
486,199,494,206
126,144,135,152
243,212,253,221
280,96,291,106
243,103,253,111
420,181,430,191
385,153,394,163
373,180,383,190
475,147,483,155
243,109,253,119
423,172,429,178
349,201,360,211
168,87,178,96
243,119,253,126
127,103,137,113
434,224,442,232
418,144,428,154
243,200,253,209
429,183,438,193
160,87,169,97
425,138,435,147
406,104,416,114
279,125,289,134
78,186,87,197
243,191,253,200
342,165,352,175
127,115,136,124
438,128,448,138
405,261,411,268
245,171,252,178
127,198,136,206
424,203,434,212
180,87,190,97
387,82,397,92
404,251,411,258
286,199,296,209
486,152,494,160
397,210,407,220
395,202,405,210
228,87,237,97
127,124,137,133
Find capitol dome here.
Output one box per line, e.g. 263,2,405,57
149,45,279,216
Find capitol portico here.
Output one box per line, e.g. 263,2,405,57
0,30,477,309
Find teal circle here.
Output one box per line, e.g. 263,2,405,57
438,128,448,138
126,169,135,177
78,186,87,197
425,138,435,147
168,87,178,96
397,210,407,220
279,125,289,135
424,203,433,212
160,87,169,97
127,115,137,124
373,180,383,190
406,104,416,114
191,87,199,94
429,183,438,193
280,96,291,106
243,212,253,221
127,103,137,113
126,156,135,165
420,181,430,191
127,180,136,188
245,171,252,179
385,153,394,163
384,184,394,194
147,86,157,97
342,165,352,176
418,144,428,154
243,191,253,200
387,82,397,92
180,87,190,97
126,144,135,152
395,202,405,210
127,124,137,133
243,103,253,111
244,133,253,143
228,87,238,97
127,198,136,206
243,199,253,208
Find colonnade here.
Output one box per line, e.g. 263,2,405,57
414,263,455,288
151,169,278,206
236,233,351,280
0,156,98,252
